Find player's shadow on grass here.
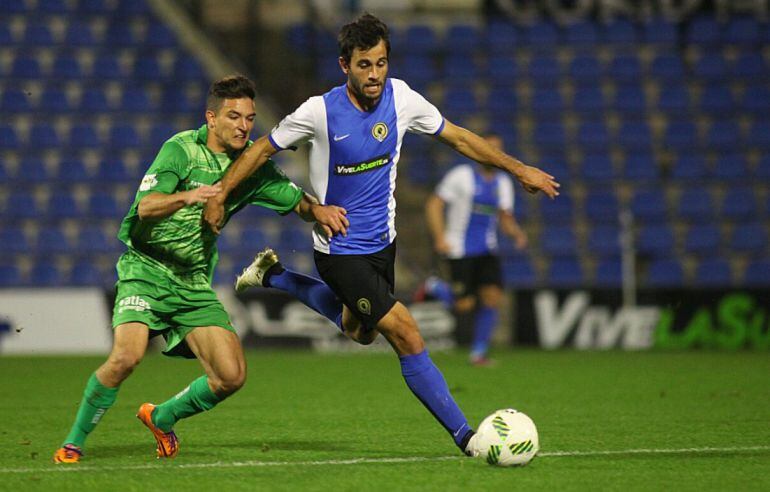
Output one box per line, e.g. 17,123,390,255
89,443,159,458
210,439,356,453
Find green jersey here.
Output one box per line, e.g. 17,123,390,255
117,124,303,286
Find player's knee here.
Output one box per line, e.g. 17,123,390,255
351,327,378,345
107,351,143,378
211,366,246,396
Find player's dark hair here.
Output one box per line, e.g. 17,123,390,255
338,12,390,63
206,74,256,112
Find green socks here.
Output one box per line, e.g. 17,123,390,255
63,373,119,448
151,376,222,432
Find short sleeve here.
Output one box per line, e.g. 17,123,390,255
134,140,188,199
435,166,468,203
235,161,304,216
393,79,444,135
269,96,322,151
498,174,515,213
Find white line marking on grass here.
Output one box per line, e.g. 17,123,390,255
4,445,769,474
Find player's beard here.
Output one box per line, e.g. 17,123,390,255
349,77,381,104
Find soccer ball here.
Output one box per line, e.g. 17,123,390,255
475,409,539,466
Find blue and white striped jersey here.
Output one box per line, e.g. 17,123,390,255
269,78,444,254
435,164,515,259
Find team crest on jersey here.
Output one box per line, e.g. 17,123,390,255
356,298,372,315
371,122,388,142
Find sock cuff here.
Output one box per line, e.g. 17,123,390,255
263,262,285,288
399,349,432,376
86,373,119,407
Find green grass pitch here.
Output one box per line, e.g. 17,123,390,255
1,350,769,491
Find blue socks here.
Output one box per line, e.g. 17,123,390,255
399,350,471,448
470,306,498,359
266,268,343,330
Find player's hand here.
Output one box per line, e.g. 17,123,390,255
185,183,222,205
514,231,528,250
519,165,560,198
311,204,349,238
434,238,450,256
202,190,226,235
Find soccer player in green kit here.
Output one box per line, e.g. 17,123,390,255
53,75,349,463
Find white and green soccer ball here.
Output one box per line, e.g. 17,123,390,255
475,409,539,466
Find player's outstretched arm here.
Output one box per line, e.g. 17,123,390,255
138,183,222,220
294,192,349,238
435,120,560,198
203,135,278,233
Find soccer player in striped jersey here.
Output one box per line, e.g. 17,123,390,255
426,134,529,366
53,75,347,463
204,13,558,457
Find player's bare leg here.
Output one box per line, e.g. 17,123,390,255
54,323,149,463
340,305,379,345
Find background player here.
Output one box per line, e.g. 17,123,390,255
425,134,528,366
53,75,347,463
204,13,559,456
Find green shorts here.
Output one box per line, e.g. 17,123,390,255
112,251,235,358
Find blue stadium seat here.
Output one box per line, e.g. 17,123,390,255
564,21,598,45
694,258,732,286
724,17,761,45
95,159,132,183
523,21,559,46
133,56,163,80
120,88,152,112
579,153,616,181
630,190,667,222
721,187,757,221
572,86,605,113
23,23,55,46
729,223,767,256
0,264,22,286
239,229,269,250
174,58,206,81
643,18,677,44
704,121,740,151
487,55,518,79
0,24,14,45
740,85,770,114
486,86,518,113
693,53,729,81
684,225,721,255
607,54,642,83
686,16,721,45
4,192,40,219
547,257,584,286
70,261,103,285
69,123,101,149
731,53,766,80
712,153,749,180
57,158,90,183
444,56,479,82
539,192,574,222
35,227,72,255
443,87,478,119
1,89,32,112
678,189,715,223
109,124,142,149
145,22,176,48
29,123,60,148
10,55,42,78
47,191,83,219
79,0,112,14
646,258,684,287
603,19,637,44
88,191,122,219
65,22,96,46
403,25,438,54
697,84,735,114
29,260,64,286
744,259,770,286
757,155,770,179
568,55,602,85
656,83,690,114
79,88,110,112
502,257,536,287
161,86,198,113
77,226,115,254
52,54,83,79
584,190,619,222
0,124,21,149
533,122,566,150
530,87,564,115
671,154,708,180
0,227,29,254
637,223,674,257
613,85,646,114
40,87,71,113
446,24,480,53
649,54,685,81
37,0,70,13
617,121,652,149
399,55,436,85
0,0,30,13
576,121,609,150
747,119,770,148
104,22,137,46
16,157,49,183
595,258,622,286
663,121,698,150
528,55,560,82
116,0,151,15
623,153,659,180
587,226,620,258
148,122,176,148
486,22,518,54
540,226,577,257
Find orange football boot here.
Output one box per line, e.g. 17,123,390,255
136,403,179,458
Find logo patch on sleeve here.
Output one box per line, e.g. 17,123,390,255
139,174,158,191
